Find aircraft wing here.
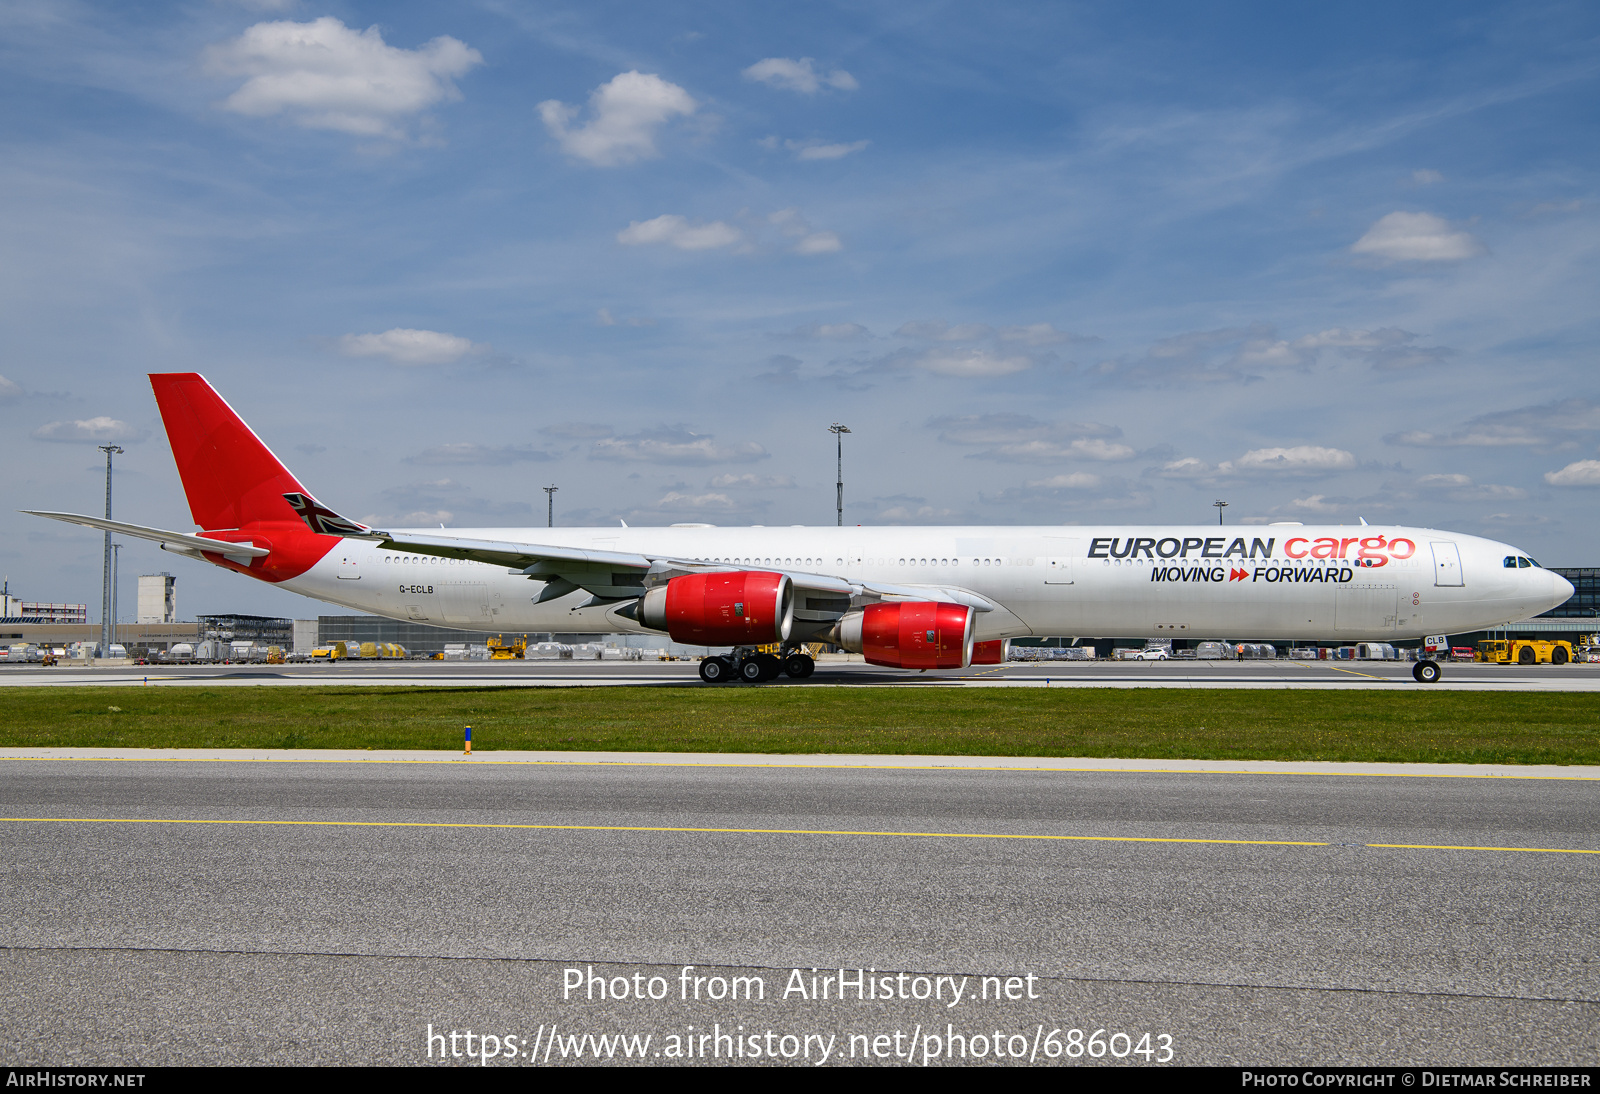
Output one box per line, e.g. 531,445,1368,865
21,510,270,561
856,580,998,612
372,529,859,596
283,494,999,608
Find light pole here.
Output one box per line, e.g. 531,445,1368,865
110,543,121,655
1213,499,1228,526
97,444,123,658
829,424,850,526
543,485,558,528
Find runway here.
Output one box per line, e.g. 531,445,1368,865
2,752,1595,1065
5,657,1600,689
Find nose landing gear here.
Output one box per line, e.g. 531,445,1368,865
1412,659,1441,684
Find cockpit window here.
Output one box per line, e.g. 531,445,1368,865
1504,556,1517,568
1528,558,1541,568
1517,557,1530,568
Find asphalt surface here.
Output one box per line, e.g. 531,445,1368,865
2,756,1596,1066
5,657,1600,689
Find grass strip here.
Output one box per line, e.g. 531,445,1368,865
0,686,1596,765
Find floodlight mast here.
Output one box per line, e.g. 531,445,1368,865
1213,499,1228,526
97,444,123,658
829,424,851,527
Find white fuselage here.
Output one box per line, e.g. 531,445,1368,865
273,524,1571,643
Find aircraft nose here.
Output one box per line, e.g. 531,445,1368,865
1549,570,1575,611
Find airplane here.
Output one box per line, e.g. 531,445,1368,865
24,373,1575,684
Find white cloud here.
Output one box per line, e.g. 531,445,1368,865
1231,446,1357,473
654,491,737,510
339,328,478,365
0,374,20,399
782,322,869,340
1388,428,1540,448
1387,398,1600,449
794,231,842,255
897,320,994,342
406,443,554,465
538,71,695,166
1411,169,1444,184
971,438,1134,462
204,17,482,138
1528,200,1582,216
786,139,869,161
399,509,453,526
617,214,741,251
31,416,147,443
1026,472,1103,489
708,473,797,489
908,347,1033,377
1545,460,1600,487
591,429,769,464
998,323,1088,347
763,209,842,254
1416,473,1527,501
1290,494,1346,514
541,422,613,440
1350,211,1485,263
742,57,857,94
1155,457,1216,479
596,309,655,327
934,414,1123,454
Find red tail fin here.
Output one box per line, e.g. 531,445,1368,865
149,373,308,531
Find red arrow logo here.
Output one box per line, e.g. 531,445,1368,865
1229,568,1249,582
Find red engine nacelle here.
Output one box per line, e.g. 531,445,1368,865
639,571,794,647
835,601,974,670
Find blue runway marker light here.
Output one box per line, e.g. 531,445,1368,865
465,725,472,757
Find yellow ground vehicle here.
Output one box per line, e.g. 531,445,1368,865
1476,639,1574,665
487,635,527,660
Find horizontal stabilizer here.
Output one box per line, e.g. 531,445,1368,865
21,511,270,558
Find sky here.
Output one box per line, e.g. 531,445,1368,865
1,0,1597,621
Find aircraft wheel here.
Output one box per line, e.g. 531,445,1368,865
784,653,814,678
1517,645,1536,665
699,657,731,684
1413,660,1441,684
757,653,783,681
1552,646,1569,666
739,658,766,683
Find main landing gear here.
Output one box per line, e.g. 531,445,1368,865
697,649,815,684
1412,659,1442,684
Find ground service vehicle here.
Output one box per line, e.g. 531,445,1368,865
1476,639,1574,665
26,374,1577,686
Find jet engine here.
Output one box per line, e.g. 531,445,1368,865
831,601,974,669
639,571,794,646
971,639,1009,665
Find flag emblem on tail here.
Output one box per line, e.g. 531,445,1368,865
283,492,383,539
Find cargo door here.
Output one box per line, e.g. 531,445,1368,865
1430,542,1464,586
1044,537,1078,584
439,582,491,624
1334,584,1398,635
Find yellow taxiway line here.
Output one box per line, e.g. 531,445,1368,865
2,816,1596,854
